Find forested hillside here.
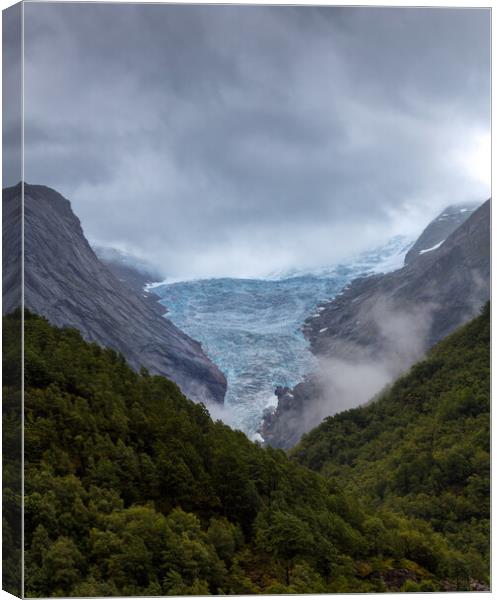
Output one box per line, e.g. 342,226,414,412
293,303,490,588
2,308,489,596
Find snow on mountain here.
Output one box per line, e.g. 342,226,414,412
404,201,480,264
419,239,445,254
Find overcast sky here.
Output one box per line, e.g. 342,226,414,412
14,4,491,279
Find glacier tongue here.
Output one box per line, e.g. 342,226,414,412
151,235,414,440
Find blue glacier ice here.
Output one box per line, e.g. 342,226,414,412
151,236,413,440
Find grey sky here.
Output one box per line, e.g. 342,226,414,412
14,4,491,279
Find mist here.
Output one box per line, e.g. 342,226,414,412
295,299,437,436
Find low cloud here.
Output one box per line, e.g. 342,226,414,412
297,299,437,433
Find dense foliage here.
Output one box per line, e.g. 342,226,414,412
2,309,22,597
293,302,490,589
2,306,489,596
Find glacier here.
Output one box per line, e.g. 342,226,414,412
151,235,413,440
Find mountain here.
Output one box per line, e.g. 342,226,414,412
4,309,488,595
404,202,479,265
292,303,490,588
305,199,489,356
261,199,490,448
2,183,226,405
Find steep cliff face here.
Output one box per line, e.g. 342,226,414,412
262,199,490,448
2,184,22,315
3,182,227,405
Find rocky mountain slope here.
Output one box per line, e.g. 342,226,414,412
305,199,489,357
93,245,164,316
404,202,479,264
2,182,226,405
262,199,490,448
2,182,22,314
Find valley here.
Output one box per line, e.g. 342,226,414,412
2,183,490,595
149,236,413,439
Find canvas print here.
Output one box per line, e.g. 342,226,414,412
2,2,491,596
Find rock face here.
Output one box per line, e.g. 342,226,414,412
262,199,490,448
3,183,227,405
93,246,164,316
2,184,22,315
404,202,479,265
261,380,322,449
306,199,490,356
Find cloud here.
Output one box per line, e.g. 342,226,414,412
14,4,491,279
2,3,22,185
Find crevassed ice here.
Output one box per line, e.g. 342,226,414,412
152,236,413,440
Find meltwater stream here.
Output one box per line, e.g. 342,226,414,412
151,236,413,440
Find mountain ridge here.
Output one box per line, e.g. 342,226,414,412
2,182,227,405
404,201,480,265
306,198,490,357
261,199,490,449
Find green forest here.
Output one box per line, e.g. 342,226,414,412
2,304,489,596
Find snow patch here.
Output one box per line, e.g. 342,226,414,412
419,240,445,255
